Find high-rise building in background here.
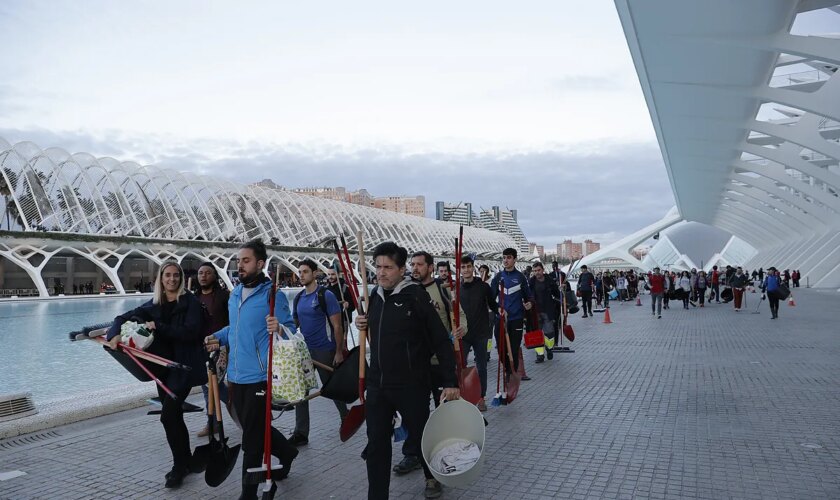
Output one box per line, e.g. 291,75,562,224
436,201,529,254
374,196,426,217
557,239,583,260
435,202,476,227
284,185,424,216
529,243,545,259
583,239,601,256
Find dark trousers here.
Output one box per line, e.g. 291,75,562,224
295,349,348,438
710,283,720,301
768,292,780,316
229,381,297,498
367,385,433,500
495,318,524,375
697,288,706,305
157,384,193,471
461,335,489,397
581,291,593,315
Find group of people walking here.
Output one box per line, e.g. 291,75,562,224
104,240,569,499
104,236,798,499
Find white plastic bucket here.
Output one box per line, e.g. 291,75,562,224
421,399,486,487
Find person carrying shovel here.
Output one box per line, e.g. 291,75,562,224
355,242,460,500
205,239,299,499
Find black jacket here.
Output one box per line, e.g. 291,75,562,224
459,278,496,341
366,278,457,390
106,292,208,391
327,281,355,323
528,276,562,318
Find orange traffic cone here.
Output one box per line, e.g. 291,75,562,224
788,294,796,306
603,307,613,324
635,295,642,306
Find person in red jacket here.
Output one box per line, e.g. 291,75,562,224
709,265,721,303
647,267,666,318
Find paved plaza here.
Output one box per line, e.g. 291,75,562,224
1,288,839,499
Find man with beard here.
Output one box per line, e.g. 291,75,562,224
206,239,298,499
325,267,355,342
390,251,465,477
196,262,232,437
355,242,459,499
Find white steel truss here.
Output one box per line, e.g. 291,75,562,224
612,0,840,288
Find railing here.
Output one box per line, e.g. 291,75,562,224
0,289,39,298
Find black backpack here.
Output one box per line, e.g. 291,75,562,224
293,286,330,329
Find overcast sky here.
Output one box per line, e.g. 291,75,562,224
4,1,828,248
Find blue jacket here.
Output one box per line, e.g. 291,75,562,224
212,277,296,384
491,269,532,321
763,274,780,292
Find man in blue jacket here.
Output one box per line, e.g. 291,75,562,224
490,247,533,380
206,239,298,500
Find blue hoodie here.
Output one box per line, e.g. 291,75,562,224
212,278,296,384
491,269,532,321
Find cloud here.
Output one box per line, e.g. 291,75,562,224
0,128,675,247
551,75,627,92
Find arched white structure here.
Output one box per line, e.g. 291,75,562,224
0,138,514,256
0,139,518,297
574,207,683,271
614,0,840,288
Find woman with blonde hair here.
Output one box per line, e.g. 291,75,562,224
105,261,208,489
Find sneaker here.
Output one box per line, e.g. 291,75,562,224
164,466,189,488
521,375,532,381
546,349,553,360
657,315,661,319
700,304,704,308
288,433,309,447
476,399,487,412
393,455,422,475
425,478,443,499
582,314,588,318
535,354,545,363
197,425,210,438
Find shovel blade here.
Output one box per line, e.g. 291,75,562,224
339,404,366,442
190,440,215,473
459,367,482,405
563,324,575,342
506,373,521,403
205,442,241,487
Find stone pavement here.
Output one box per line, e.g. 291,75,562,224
1,288,839,499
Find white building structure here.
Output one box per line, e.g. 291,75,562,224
0,139,515,297
578,1,840,288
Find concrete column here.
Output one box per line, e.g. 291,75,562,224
66,257,75,292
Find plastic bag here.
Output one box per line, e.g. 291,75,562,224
120,321,154,350
272,326,318,403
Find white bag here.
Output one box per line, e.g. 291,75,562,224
120,321,154,350
271,327,318,403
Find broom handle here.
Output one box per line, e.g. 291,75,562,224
263,268,279,482
356,231,369,404
333,240,359,310
122,347,178,400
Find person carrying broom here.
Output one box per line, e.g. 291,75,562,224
204,239,299,499
105,261,207,489
355,242,460,500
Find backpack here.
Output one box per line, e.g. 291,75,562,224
293,286,330,330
